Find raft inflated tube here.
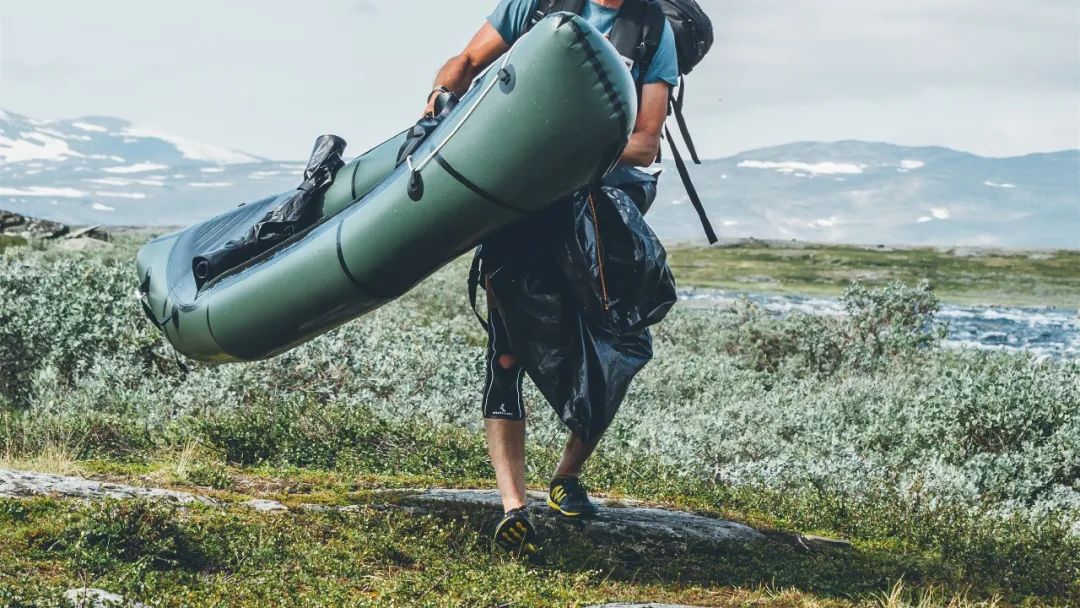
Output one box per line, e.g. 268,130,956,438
136,13,637,363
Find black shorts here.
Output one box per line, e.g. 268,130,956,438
482,294,526,421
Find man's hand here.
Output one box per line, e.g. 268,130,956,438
619,82,671,167
424,22,509,116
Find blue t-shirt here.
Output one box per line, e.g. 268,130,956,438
488,0,679,87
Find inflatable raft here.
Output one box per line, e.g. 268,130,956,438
136,13,637,363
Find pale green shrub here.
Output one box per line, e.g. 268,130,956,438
0,247,1076,532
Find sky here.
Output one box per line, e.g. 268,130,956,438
0,0,1077,161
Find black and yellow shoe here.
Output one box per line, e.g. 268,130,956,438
492,506,541,558
548,475,600,518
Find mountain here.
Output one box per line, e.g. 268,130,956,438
0,110,300,227
2,110,1077,248
654,140,1079,248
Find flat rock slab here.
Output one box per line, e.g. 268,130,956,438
390,488,766,545
0,470,766,547
0,468,216,505
65,588,148,608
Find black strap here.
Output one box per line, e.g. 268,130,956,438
467,250,489,330
609,0,664,103
665,123,717,244
528,0,586,30
670,77,701,164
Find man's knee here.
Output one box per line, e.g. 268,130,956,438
497,353,519,370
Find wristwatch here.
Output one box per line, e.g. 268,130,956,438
428,86,451,103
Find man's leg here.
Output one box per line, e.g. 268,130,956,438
553,431,603,479
483,334,539,556
485,416,528,512
481,287,530,513
548,431,604,518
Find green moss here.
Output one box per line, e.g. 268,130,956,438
0,234,27,253
3,495,1068,607
669,244,1080,307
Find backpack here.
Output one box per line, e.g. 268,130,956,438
529,0,717,243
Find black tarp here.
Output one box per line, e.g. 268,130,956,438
191,134,347,289
479,167,676,443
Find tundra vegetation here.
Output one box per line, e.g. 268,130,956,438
670,242,1080,307
0,234,1077,607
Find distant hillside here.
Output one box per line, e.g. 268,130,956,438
2,110,1077,248
654,140,1079,248
0,110,298,227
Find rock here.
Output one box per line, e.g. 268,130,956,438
1,469,767,549
385,488,766,545
243,498,289,512
796,534,852,552
64,588,149,608
66,224,111,242
0,209,69,239
0,468,215,505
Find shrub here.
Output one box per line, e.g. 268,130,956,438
0,255,165,409
718,281,945,375
1,244,1077,597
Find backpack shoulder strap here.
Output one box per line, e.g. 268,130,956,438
608,0,665,71
528,0,587,31
609,0,666,105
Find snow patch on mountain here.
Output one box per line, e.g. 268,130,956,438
93,191,147,199
0,186,87,198
0,132,81,163
71,121,108,133
189,181,233,188
121,126,260,164
737,160,864,175
102,162,168,174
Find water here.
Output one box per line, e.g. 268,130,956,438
678,289,1080,359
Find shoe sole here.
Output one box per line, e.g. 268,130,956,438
547,498,597,518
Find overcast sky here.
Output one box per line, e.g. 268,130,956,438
1,0,1076,160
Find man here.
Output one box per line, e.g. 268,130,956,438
424,0,679,557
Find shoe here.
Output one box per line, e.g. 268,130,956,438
492,506,540,558
548,475,599,518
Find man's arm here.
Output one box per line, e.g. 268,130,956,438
619,82,670,167
424,22,510,116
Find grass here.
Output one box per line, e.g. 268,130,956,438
1,231,1077,605
669,242,1080,307
2,422,1075,607
0,234,27,253
0,441,84,477
0,496,877,607
0,469,1041,607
